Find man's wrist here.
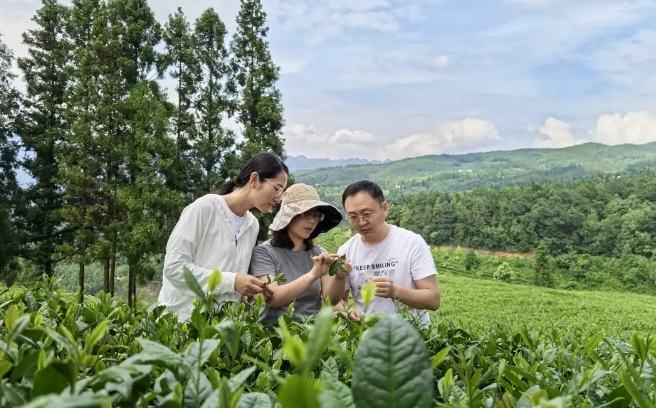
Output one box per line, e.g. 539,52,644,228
390,282,401,300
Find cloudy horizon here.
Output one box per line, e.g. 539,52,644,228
2,0,655,162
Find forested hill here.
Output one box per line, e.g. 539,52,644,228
386,170,656,258
293,142,656,203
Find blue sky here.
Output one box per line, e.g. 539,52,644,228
2,0,656,161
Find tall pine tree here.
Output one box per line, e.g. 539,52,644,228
0,33,22,284
59,0,106,297
228,0,285,160
162,7,199,199
16,0,72,277
118,80,184,306
229,0,287,240
109,0,180,303
193,8,235,197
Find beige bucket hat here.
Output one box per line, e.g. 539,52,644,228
269,183,343,239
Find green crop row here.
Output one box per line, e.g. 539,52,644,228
0,272,655,408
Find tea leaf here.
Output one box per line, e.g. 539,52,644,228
21,393,108,408
318,369,355,408
302,307,334,375
620,372,649,408
351,314,433,408
208,270,223,293
228,366,257,393
277,374,320,408
629,333,648,362
0,361,11,378
185,339,222,369
31,361,75,398
431,346,451,368
361,280,376,312
328,255,346,276
84,320,108,354
183,267,206,301
215,320,240,361
235,392,273,408
4,304,18,330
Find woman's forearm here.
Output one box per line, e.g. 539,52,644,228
265,272,318,308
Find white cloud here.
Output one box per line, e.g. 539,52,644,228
532,111,656,149
532,117,580,148
283,118,504,161
385,118,502,159
590,111,656,145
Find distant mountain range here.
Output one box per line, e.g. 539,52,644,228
290,142,656,208
285,155,391,172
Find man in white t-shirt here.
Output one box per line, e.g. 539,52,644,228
330,180,441,328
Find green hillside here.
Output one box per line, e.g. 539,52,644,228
293,142,656,206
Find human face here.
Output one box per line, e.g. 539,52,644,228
343,191,387,236
288,208,325,240
251,171,288,212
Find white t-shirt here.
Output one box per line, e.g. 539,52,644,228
337,225,438,328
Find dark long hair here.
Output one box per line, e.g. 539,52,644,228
270,226,315,251
216,152,289,195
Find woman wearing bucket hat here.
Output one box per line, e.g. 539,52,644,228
157,152,288,322
248,183,353,325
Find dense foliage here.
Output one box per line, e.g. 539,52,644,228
385,171,656,257
294,142,656,208
0,0,285,294
1,273,655,408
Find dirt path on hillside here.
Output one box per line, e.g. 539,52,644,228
344,228,533,258
433,245,533,258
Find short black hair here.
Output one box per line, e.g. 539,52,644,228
270,227,315,251
342,180,385,207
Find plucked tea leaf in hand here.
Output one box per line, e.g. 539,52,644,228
328,255,346,276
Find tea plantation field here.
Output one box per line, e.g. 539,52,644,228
1,269,655,408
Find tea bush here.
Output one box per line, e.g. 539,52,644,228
1,273,655,408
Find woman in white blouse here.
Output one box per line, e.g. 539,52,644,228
157,152,288,321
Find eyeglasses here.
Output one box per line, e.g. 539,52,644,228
301,211,325,222
347,211,376,224
264,179,285,197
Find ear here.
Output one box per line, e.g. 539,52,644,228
382,201,389,215
249,172,260,188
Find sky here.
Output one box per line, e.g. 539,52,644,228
1,0,656,162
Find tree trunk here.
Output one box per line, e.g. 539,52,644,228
127,263,136,307
103,258,110,293
78,262,85,303
109,232,116,296
45,260,53,278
